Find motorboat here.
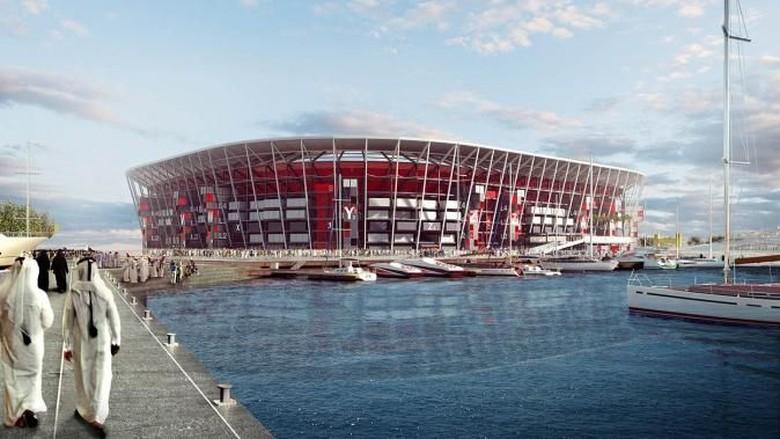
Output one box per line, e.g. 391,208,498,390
522,264,561,276
474,267,521,277
642,254,678,270
401,258,471,278
616,255,644,270
677,257,723,269
0,234,48,269
539,256,618,272
308,260,377,282
370,262,425,279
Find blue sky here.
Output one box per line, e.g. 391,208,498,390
1,0,779,249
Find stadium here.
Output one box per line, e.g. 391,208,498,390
126,137,644,253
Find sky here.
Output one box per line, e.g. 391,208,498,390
1,0,779,250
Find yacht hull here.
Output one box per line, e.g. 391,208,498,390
627,284,780,327
0,236,48,268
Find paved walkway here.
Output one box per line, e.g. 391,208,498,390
0,271,272,438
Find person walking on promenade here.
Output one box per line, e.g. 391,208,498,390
34,250,50,292
63,254,121,432
0,257,54,428
51,249,69,293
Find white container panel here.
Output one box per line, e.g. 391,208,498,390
369,198,391,208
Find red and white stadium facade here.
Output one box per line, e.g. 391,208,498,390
126,137,645,252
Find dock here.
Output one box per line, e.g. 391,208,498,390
0,270,272,438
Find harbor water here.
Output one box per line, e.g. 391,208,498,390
149,269,780,438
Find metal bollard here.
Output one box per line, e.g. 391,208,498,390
213,384,236,407
165,333,178,348
143,309,153,321
130,296,137,305
122,288,128,296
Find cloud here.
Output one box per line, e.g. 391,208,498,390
0,66,119,124
267,110,450,139
760,55,780,66
239,0,259,8
439,90,581,131
21,0,47,15
60,19,89,37
540,133,636,158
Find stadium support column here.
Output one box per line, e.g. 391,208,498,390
552,162,571,236
270,142,288,250
414,141,432,253
332,138,338,253
458,148,481,250
363,138,368,250
475,150,495,249
126,175,144,248
206,149,234,248
595,168,613,239
487,153,508,249
245,144,266,250
300,140,313,250
224,146,248,248
187,154,208,248
607,170,624,238
389,139,401,252
532,158,547,237
438,144,459,251
566,164,585,236
541,160,559,235
501,154,523,249
519,156,536,246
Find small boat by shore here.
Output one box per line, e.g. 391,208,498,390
522,264,561,276
401,258,472,278
474,267,521,277
308,260,377,282
539,256,618,272
370,262,425,279
677,258,722,269
616,255,644,270
643,254,678,270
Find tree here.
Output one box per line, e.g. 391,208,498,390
0,201,57,237
688,236,702,246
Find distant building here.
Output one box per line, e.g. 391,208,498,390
126,137,644,252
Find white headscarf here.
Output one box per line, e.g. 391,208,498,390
72,256,113,302
2,257,40,338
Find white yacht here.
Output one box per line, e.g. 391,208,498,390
522,264,562,276
0,234,48,269
626,2,780,327
642,254,678,270
677,258,723,269
540,256,618,272
401,258,471,278
370,262,425,279
309,260,377,282
474,267,521,277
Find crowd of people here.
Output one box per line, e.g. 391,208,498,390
0,252,120,432
120,256,198,285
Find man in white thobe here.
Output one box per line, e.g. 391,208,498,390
0,257,54,428
63,255,121,431
128,259,138,284
139,258,150,283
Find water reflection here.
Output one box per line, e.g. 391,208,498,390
150,269,780,438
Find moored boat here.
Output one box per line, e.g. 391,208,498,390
474,267,521,277
370,262,425,279
309,260,377,282
401,258,471,278
522,264,562,276
539,256,618,272
625,2,780,327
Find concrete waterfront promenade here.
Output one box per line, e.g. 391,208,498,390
0,270,272,438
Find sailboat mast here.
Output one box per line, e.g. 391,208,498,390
25,143,31,238
675,201,680,260
722,0,731,282
708,176,713,259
